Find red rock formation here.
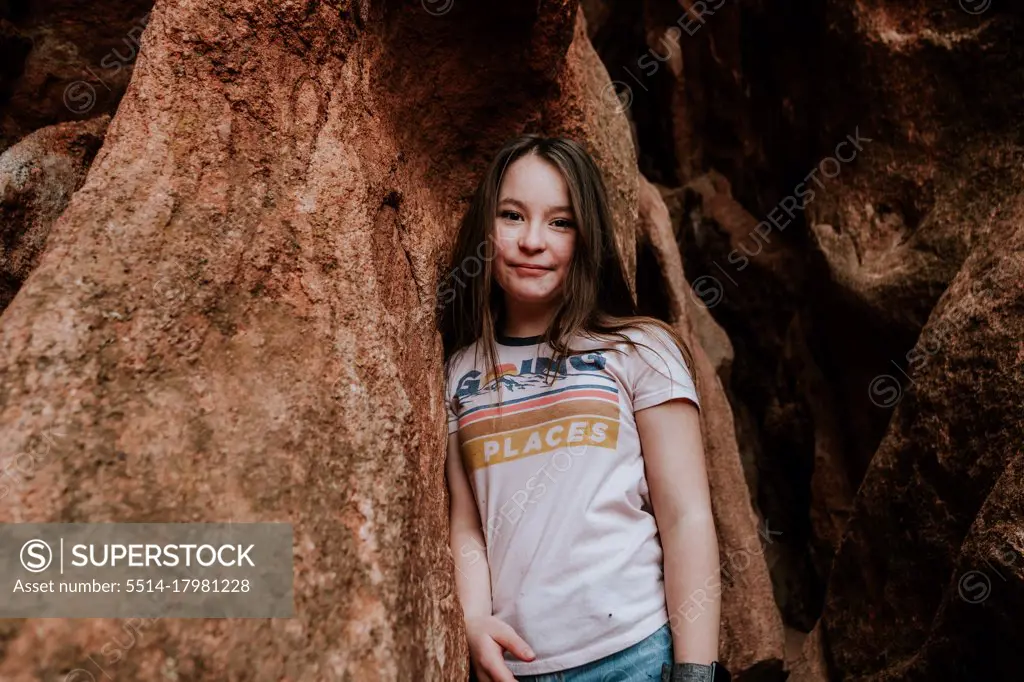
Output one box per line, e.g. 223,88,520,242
0,116,109,313
0,1,152,151
821,218,1024,680
786,623,829,682
585,0,1024,678
3,0,1018,678
0,2,638,680
637,174,786,676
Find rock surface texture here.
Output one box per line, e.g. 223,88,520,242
0,1,152,152
1,0,1021,680
0,2,643,680
637,174,786,677
0,115,110,313
584,0,1024,679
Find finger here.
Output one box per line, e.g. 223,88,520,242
472,657,496,682
490,622,536,662
478,640,520,682
479,658,518,682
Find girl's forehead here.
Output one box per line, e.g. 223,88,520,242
500,156,570,199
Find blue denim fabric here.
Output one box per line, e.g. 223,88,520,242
514,621,673,682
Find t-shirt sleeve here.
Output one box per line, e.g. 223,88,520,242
630,325,700,412
446,395,459,435
445,355,461,436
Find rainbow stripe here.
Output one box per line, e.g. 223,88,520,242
459,383,621,471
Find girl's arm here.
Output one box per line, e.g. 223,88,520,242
636,399,721,665
446,431,536,681
445,431,493,620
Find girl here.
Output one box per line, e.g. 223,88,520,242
441,135,730,682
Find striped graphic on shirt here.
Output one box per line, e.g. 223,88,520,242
460,383,621,472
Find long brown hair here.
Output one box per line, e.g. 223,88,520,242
440,134,698,414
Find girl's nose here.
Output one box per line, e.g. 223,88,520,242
518,219,546,252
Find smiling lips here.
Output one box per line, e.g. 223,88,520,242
512,263,552,276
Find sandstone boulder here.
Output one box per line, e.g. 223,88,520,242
0,116,109,313
0,3,638,680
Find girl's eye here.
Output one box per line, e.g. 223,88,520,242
552,218,576,229
499,210,523,221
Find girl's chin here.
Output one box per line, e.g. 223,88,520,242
504,289,560,305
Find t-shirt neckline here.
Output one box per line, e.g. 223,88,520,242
495,332,544,347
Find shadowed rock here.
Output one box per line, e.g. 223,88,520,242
587,2,1024,663
822,212,1024,680
0,115,109,313
636,173,786,678
0,1,153,152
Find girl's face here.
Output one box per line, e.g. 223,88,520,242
492,154,578,309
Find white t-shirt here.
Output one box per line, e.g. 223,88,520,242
445,324,700,675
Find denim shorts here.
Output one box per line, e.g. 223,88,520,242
514,621,673,682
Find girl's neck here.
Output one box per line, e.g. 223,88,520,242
500,300,558,339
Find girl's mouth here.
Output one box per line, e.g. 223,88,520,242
513,264,552,277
